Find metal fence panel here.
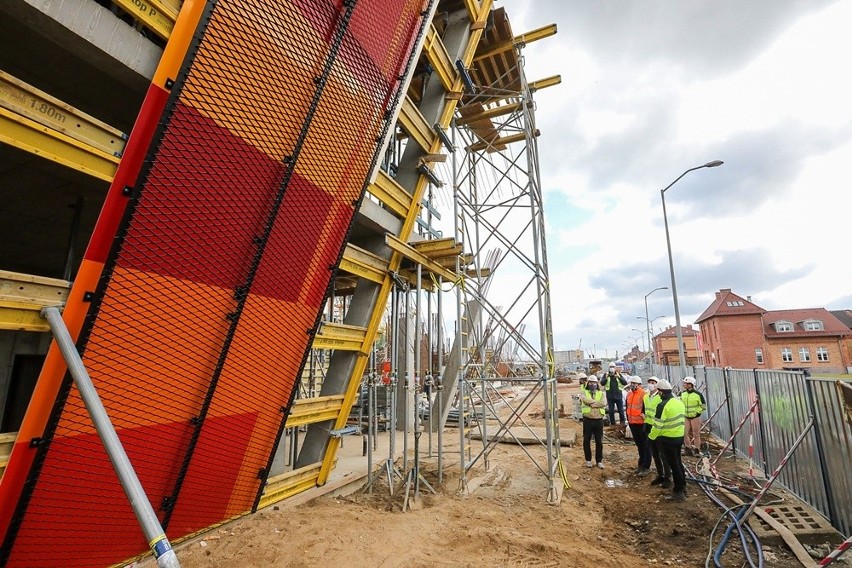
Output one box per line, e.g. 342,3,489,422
808,377,852,537
686,365,851,537
703,367,730,442
757,371,827,521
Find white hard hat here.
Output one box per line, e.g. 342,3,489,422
586,375,599,383
608,362,616,368
656,379,673,390
683,377,696,385
577,372,587,379
647,376,660,383
629,376,642,384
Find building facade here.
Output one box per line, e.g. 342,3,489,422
654,325,701,368
695,289,851,374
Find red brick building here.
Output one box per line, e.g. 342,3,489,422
694,289,852,373
654,325,701,367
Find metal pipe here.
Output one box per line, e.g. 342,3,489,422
660,161,723,377
436,274,443,484
414,264,422,495
42,307,180,568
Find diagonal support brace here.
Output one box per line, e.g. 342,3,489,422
41,306,180,568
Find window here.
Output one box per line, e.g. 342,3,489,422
803,320,824,331
726,300,744,307
781,348,793,362
817,347,829,362
755,348,764,364
775,321,793,332
798,347,811,362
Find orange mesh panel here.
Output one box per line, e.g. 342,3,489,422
2,0,429,565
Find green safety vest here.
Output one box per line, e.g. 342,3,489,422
644,392,660,427
580,387,606,417
681,390,706,418
649,397,685,440
603,372,624,392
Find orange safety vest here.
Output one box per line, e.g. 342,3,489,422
626,387,646,425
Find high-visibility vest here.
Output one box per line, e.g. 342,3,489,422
681,390,706,418
626,387,646,424
649,397,685,440
603,372,624,392
580,387,606,417
644,392,661,428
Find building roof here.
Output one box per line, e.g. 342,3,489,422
763,308,850,337
695,288,765,324
658,325,698,337
830,309,852,329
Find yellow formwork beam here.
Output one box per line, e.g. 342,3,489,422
0,303,49,332
258,464,323,509
0,71,127,157
0,270,70,332
312,322,368,352
456,102,523,126
467,129,539,153
0,108,119,182
529,75,562,92
398,97,435,152
462,0,481,21
411,237,463,256
472,23,558,62
339,244,388,284
385,234,456,282
367,170,412,219
423,25,457,92
438,0,494,128
285,396,345,428
112,0,181,41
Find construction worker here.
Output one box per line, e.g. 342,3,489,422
681,377,707,456
625,376,651,476
644,377,670,487
579,375,607,469
649,379,687,501
600,362,628,425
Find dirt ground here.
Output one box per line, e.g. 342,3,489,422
132,382,846,568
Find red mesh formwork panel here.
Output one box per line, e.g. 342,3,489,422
1,0,430,565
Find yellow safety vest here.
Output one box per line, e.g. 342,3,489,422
649,397,685,440
644,392,661,427
681,390,706,418
580,387,606,417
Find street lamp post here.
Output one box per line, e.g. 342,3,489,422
630,329,646,352
643,287,668,366
661,160,723,377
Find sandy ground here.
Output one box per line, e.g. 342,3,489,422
131,382,847,568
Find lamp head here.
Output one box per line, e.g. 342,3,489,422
704,160,724,168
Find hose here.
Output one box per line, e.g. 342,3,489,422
690,473,763,568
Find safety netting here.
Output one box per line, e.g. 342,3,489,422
1,0,428,565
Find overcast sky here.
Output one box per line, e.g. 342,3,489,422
472,0,852,359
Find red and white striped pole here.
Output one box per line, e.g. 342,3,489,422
739,417,815,525
818,534,852,566
712,398,759,466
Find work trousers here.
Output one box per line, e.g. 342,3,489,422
658,437,686,494
606,395,626,425
629,423,652,469
582,417,604,464
645,425,670,480
684,416,702,452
